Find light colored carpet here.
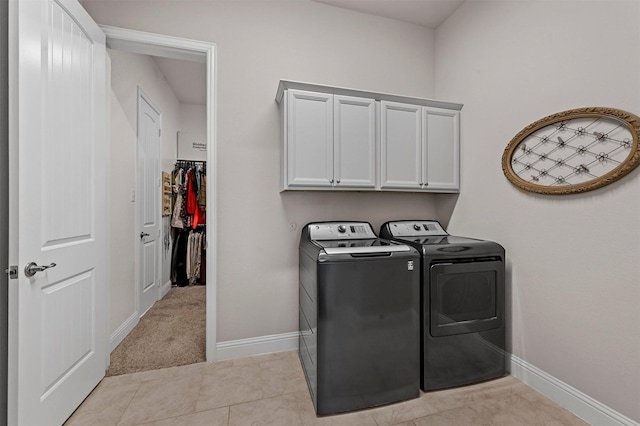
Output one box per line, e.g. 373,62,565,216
106,285,206,376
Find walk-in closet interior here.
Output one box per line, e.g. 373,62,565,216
106,47,208,375
171,159,207,287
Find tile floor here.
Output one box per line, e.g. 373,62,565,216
65,350,589,426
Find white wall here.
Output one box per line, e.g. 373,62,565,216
108,49,181,340
177,103,206,161
434,1,640,421
83,0,439,343
180,104,206,139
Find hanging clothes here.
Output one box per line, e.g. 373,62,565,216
185,168,205,229
198,175,207,211
170,160,207,285
171,230,189,286
171,168,185,229
186,230,205,285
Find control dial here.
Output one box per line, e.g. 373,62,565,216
337,225,347,233
413,224,421,231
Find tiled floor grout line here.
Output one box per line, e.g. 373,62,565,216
130,405,232,426
115,381,142,426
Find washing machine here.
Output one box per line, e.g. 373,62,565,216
298,221,420,415
380,220,506,391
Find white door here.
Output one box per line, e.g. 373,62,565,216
423,106,460,191
333,95,376,188
137,91,161,316
286,89,334,187
8,0,107,425
380,101,423,189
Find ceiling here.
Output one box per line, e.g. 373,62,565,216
312,0,465,29
151,0,464,106
153,57,207,105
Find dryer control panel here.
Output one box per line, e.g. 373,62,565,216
308,222,376,240
385,221,448,237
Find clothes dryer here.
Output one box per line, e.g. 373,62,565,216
299,222,420,415
380,220,506,391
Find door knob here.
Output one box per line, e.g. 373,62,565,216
24,262,57,277
140,232,150,239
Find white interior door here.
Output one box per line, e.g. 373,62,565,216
137,90,161,316
8,0,108,424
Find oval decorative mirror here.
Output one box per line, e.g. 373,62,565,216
502,107,640,195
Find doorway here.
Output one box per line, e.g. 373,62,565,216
102,27,217,369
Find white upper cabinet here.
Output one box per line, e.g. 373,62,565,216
276,80,462,193
423,107,460,191
380,101,423,189
334,95,376,188
286,89,334,187
281,89,375,190
380,103,460,191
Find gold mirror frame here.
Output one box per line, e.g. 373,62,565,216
502,107,640,195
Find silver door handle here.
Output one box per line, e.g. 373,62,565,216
24,262,57,277
140,232,150,239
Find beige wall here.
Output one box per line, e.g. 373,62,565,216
108,49,181,339
84,0,439,343
179,104,206,140
434,0,640,421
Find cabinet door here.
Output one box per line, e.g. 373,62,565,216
423,107,460,191
287,90,333,187
380,101,422,189
334,95,376,188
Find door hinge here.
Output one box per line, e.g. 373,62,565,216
5,266,18,279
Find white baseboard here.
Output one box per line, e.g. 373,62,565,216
216,331,299,361
510,354,638,426
159,280,171,299
109,311,139,353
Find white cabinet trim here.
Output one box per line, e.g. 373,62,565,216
276,80,463,111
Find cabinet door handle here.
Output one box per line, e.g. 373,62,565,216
336,180,341,184
330,179,334,184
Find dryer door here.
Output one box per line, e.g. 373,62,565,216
429,260,504,337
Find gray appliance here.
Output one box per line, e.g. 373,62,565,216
380,220,506,391
299,221,420,415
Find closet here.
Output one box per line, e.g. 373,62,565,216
170,160,207,286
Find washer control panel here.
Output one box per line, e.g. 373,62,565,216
386,221,448,237
309,222,376,240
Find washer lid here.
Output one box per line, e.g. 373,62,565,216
316,239,412,255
